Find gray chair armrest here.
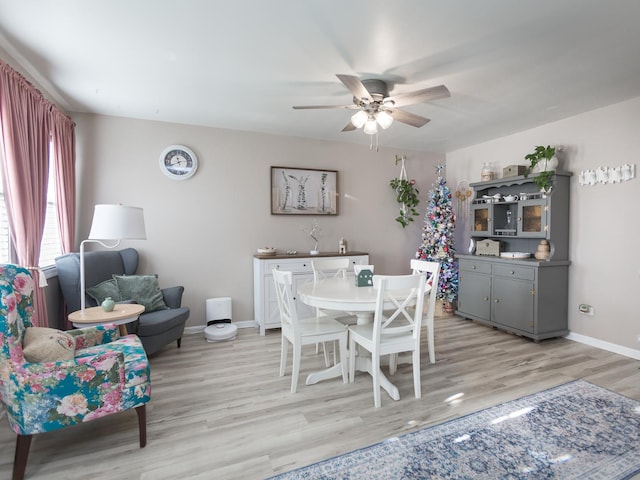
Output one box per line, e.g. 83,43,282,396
161,286,185,309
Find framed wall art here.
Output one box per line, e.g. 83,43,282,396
271,166,338,215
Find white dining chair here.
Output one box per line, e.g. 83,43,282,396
273,269,349,393
311,258,357,322
388,260,441,373
311,258,357,364
410,259,441,365
348,273,426,408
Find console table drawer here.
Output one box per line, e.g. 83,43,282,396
493,264,535,281
264,260,312,274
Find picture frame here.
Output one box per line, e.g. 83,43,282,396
271,166,338,215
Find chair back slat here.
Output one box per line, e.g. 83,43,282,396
410,259,441,326
372,274,426,344
311,258,350,281
272,269,300,339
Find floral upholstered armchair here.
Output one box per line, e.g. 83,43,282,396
0,264,151,480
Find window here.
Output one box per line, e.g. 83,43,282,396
0,145,62,268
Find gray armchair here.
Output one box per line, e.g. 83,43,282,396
55,248,189,355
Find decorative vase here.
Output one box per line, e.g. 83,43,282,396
532,156,559,173
101,297,115,312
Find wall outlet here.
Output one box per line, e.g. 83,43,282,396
578,304,594,316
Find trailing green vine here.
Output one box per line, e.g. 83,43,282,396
389,178,420,227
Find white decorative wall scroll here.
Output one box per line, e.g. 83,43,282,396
578,164,635,186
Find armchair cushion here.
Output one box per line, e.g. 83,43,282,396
114,274,168,312
86,278,122,305
22,327,76,363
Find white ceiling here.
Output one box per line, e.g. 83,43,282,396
1,0,640,152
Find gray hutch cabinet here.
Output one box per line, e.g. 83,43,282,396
456,172,571,341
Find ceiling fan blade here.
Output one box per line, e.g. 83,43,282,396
336,74,372,102
341,122,356,132
388,109,431,128
292,104,358,110
385,85,450,108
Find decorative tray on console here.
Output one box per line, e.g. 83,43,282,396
500,252,530,259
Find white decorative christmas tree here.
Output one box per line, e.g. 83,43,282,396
415,165,459,306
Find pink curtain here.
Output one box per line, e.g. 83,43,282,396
0,60,74,327
51,109,76,254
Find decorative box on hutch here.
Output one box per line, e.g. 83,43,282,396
503,165,527,177
475,239,502,256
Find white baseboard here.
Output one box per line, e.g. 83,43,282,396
566,332,640,360
184,320,257,335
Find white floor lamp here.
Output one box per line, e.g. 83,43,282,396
80,204,147,311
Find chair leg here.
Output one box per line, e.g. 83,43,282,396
322,341,331,367
136,405,147,448
279,337,288,377
13,434,32,480
291,342,301,393
373,352,381,408
176,337,182,349
427,321,435,364
413,350,422,399
338,337,348,383
348,336,356,383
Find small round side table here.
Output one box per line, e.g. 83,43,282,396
69,304,145,336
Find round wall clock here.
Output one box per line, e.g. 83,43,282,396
159,145,198,180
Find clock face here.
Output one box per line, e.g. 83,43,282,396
159,145,198,180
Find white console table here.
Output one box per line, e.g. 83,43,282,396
253,251,369,335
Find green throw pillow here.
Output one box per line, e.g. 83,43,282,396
86,278,122,305
114,274,168,312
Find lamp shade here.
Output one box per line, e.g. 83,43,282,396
350,110,368,128
363,117,378,135
376,110,394,129
88,205,147,240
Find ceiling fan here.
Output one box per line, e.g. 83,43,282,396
292,74,450,135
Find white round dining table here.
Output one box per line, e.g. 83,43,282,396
297,276,430,401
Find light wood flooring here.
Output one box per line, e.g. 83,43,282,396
1,315,639,479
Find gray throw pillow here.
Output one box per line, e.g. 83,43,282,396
113,274,168,312
86,278,122,305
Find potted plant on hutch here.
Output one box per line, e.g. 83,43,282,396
524,145,558,194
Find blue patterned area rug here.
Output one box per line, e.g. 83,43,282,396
268,380,640,480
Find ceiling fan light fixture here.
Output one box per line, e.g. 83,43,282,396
351,110,368,128
376,110,393,129
363,117,378,135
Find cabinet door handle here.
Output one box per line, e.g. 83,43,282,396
472,265,477,270
494,299,499,303
509,270,515,275
483,297,489,301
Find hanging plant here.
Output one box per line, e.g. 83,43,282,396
389,178,420,228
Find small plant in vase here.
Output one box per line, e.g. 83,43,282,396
524,145,556,193
389,177,420,228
